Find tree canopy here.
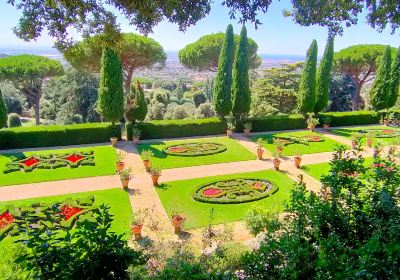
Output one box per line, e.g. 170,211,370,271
389,47,400,108
125,80,148,122
63,33,166,92
178,32,261,71
0,54,64,125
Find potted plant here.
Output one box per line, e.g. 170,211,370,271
110,136,118,147
307,114,319,132
243,122,252,136
366,131,375,148
130,209,149,241
119,168,132,190
293,150,302,168
256,138,265,160
274,138,285,155
115,151,125,172
272,153,281,171
351,133,363,150
226,122,235,138
132,127,141,144
141,150,153,172
322,116,331,130
149,165,161,186
171,211,185,234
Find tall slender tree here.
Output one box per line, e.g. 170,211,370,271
315,37,334,113
370,45,392,111
232,25,251,118
0,89,7,129
298,40,318,114
97,48,124,124
125,80,148,122
212,24,234,118
389,47,400,108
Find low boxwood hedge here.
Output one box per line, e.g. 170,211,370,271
0,123,121,149
318,111,380,127
240,114,307,132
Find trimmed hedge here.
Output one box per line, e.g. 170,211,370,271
318,111,380,127
239,114,306,132
128,118,226,140
0,123,121,149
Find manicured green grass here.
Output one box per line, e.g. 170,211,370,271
303,157,374,180
137,137,256,169
0,146,117,186
251,131,344,156
331,125,400,145
155,170,295,229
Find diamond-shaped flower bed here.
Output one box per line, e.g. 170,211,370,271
163,142,227,156
193,178,279,204
271,135,324,146
3,151,95,174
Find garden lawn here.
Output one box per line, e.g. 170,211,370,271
0,145,117,186
251,131,343,156
156,170,295,229
0,188,132,278
303,157,374,180
331,125,400,145
137,137,256,169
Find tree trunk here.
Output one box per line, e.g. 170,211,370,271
352,85,362,111
124,70,133,95
33,101,40,125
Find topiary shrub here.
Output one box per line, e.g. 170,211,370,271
8,113,21,127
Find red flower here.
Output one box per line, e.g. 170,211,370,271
251,182,264,190
61,205,82,220
203,188,223,197
383,129,395,134
305,135,321,142
23,157,40,167
64,154,84,163
0,211,14,229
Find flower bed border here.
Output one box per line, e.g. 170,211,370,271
269,135,325,146
193,178,279,204
162,142,227,157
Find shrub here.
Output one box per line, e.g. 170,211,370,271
245,206,280,235
195,102,215,118
8,113,22,127
0,122,121,149
318,111,379,126
241,114,307,132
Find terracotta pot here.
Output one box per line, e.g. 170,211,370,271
323,124,330,130
130,224,143,240
294,156,302,168
172,215,185,234
273,158,281,171
384,119,390,126
244,129,251,136
257,148,264,160
308,125,315,132
151,174,160,186
366,138,373,148
110,137,118,147
120,178,130,189
116,161,125,172
351,140,357,149
226,129,233,137
132,136,140,144
143,159,151,172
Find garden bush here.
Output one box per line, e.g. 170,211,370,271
0,123,121,149
240,114,306,132
318,111,379,126
7,113,22,128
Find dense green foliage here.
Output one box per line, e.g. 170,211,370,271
318,111,379,126
243,114,307,132
389,47,400,108
0,82,23,115
7,113,21,127
97,48,124,124
179,31,261,71
0,89,6,129
125,80,148,122
212,25,234,118
232,26,251,118
328,74,356,111
0,123,120,149
370,45,392,110
298,40,318,114
0,54,64,125
315,37,334,113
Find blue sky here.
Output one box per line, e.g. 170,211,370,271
0,1,398,55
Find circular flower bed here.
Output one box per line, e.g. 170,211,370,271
163,142,227,157
193,178,279,204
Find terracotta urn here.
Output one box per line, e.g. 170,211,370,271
132,136,140,145
172,214,185,234
226,129,233,138
120,178,130,190
116,161,125,172
294,156,302,168
131,224,143,240
323,124,330,130
308,125,315,132
257,148,264,160
244,129,251,136
366,138,373,148
143,160,151,172
273,158,281,171
384,119,390,126
151,174,160,186
110,137,118,147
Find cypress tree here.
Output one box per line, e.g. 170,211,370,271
0,89,7,129
370,45,392,111
232,25,251,118
314,37,334,113
388,47,400,108
97,47,124,124
212,24,234,118
125,80,148,122
298,40,318,114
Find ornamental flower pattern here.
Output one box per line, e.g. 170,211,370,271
163,142,227,156
263,134,325,147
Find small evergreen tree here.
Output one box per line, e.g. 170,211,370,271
389,47,400,108
314,37,334,113
298,40,318,114
0,89,7,129
125,80,148,122
97,47,124,124
212,24,234,118
370,45,392,111
232,25,251,118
